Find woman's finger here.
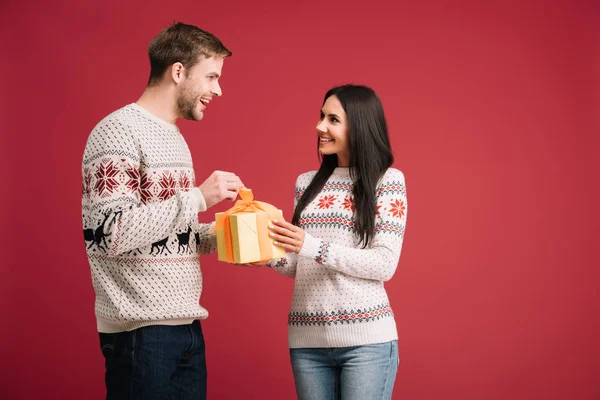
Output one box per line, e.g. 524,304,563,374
273,240,299,253
270,232,296,245
272,219,298,231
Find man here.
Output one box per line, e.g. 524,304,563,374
81,22,242,399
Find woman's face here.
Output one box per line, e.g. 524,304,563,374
316,95,350,167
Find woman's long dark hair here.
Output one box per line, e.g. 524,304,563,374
292,85,394,248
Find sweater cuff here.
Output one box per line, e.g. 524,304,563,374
298,232,323,260
266,257,286,268
189,187,207,213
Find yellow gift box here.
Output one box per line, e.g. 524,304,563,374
212,188,286,264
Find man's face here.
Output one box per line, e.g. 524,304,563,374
176,56,224,121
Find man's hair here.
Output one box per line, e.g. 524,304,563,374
147,22,232,86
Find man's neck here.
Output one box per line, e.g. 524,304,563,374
136,85,179,125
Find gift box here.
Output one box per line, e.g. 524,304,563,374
212,188,286,264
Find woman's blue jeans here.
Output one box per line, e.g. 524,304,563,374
290,340,399,400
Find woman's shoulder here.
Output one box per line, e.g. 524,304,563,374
295,170,318,186
381,167,405,183
376,168,406,195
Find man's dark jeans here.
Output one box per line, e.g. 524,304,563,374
99,320,207,400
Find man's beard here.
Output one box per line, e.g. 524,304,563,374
177,84,202,121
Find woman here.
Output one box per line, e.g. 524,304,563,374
266,84,408,400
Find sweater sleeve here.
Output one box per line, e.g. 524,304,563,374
82,116,206,256
267,253,298,278
297,169,407,282
192,221,217,255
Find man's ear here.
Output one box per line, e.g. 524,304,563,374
171,62,185,84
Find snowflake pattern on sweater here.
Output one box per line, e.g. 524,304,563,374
269,167,407,348
81,103,216,333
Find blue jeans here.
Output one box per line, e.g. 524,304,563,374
99,320,207,400
290,341,399,400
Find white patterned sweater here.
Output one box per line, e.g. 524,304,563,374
268,167,407,348
81,103,216,333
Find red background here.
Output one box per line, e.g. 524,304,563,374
1,0,598,399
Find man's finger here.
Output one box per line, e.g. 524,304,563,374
225,182,242,191
224,189,239,200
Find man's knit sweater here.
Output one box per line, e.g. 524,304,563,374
269,167,407,348
81,103,216,333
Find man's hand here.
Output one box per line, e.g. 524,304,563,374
198,171,244,208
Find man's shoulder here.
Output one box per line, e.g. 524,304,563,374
86,104,141,146
83,104,140,164
92,104,137,132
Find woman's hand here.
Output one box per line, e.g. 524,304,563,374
269,219,305,254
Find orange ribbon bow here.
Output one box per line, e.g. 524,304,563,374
211,188,283,263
